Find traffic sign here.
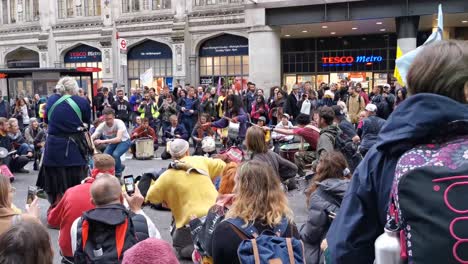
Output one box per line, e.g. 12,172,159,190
120,38,128,51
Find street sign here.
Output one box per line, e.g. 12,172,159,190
120,38,128,51
76,67,102,73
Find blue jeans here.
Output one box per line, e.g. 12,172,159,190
104,140,131,174
17,143,33,155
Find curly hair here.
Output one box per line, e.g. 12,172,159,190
226,160,293,226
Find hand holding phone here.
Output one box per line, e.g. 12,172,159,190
26,186,37,205
123,175,135,195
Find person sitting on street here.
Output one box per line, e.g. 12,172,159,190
24,117,42,148
300,151,351,264
0,118,30,173
91,108,131,177
211,160,300,264
332,105,359,143
32,122,47,170
7,118,33,157
131,117,158,159
71,173,161,262
0,175,40,236
47,154,115,263
146,138,226,260
272,113,320,177
0,217,54,264
191,113,215,156
271,113,294,142
161,115,188,160
358,103,386,157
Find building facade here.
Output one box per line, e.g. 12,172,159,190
0,0,466,98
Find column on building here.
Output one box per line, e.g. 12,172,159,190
246,8,281,96
395,16,419,54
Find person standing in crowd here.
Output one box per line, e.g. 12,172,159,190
131,118,158,159
212,160,300,264
146,139,226,260
284,84,301,120
138,91,160,132
196,86,205,100
149,87,157,102
71,174,160,261
92,108,131,177
332,105,359,143
36,77,91,209
158,94,178,135
244,82,256,114
216,88,226,119
209,94,248,146
358,103,385,157
129,87,142,124
178,86,199,142
13,98,30,130
395,87,407,108
354,83,369,105
250,95,269,123
300,151,351,264
157,86,170,108
0,93,10,118
97,87,114,115
0,176,39,236
347,85,366,127
112,89,132,127
268,86,280,107
272,114,319,177
327,40,468,263
200,92,217,118
0,218,54,264
269,90,287,125
47,154,115,263
246,126,298,187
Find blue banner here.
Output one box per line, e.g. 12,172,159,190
166,77,173,90
64,45,102,63
127,40,173,60
199,34,248,57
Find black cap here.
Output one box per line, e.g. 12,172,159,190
332,105,344,117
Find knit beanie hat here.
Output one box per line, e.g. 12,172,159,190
122,238,179,264
169,139,189,159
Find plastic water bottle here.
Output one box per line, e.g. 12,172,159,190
374,220,403,264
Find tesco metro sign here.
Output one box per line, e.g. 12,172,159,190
321,55,383,66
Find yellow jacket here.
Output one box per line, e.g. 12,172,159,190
145,155,226,228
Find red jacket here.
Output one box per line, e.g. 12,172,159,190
47,178,95,257
131,125,157,143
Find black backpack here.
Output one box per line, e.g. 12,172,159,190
74,205,149,264
324,132,363,173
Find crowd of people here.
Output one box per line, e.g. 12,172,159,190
0,39,465,264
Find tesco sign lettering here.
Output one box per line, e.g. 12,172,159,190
321,55,383,66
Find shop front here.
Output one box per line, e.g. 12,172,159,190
282,34,396,93
64,44,103,96
127,40,173,91
199,34,249,91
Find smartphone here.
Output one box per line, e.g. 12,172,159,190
26,186,37,205
123,175,135,195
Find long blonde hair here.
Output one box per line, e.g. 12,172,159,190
0,175,12,208
226,160,293,226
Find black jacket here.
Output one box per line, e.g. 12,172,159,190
284,92,300,119
112,100,131,122
300,178,350,264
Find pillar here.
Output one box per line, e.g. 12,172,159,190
395,16,419,54
189,55,197,86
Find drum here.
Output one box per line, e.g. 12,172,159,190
201,136,216,153
228,121,240,140
135,138,154,160
279,142,310,163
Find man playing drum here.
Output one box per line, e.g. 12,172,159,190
130,118,158,159
269,113,319,177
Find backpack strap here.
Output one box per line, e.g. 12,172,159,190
48,95,71,121
225,218,259,238
115,218,129,261
272,217,290,237
81,218,89,252
286,238,295,264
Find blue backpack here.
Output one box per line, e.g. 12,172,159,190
226,217,306,264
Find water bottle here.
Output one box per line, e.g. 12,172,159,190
374,219,403,264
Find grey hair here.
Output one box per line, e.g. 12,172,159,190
56,77,79,95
